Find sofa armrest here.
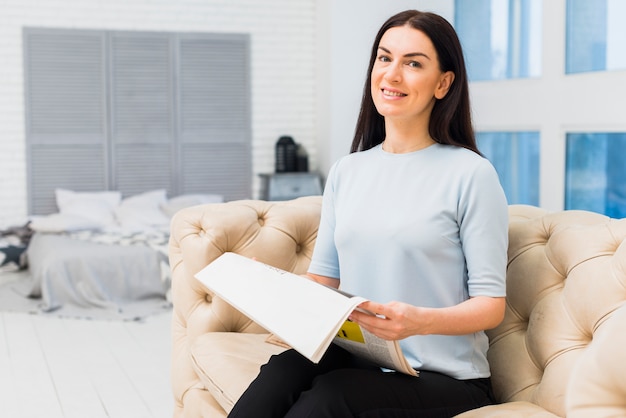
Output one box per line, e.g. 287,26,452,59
168,197,322,417
566,301,626,417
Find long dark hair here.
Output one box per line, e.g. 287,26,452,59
350,10,479,155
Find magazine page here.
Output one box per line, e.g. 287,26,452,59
194,252,367,363
333,319,418,377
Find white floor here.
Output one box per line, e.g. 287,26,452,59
0,274,174,418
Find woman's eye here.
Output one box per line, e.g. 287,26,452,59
377,55,391,62
408,61,422,68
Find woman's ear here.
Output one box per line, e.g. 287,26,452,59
435,71,455,99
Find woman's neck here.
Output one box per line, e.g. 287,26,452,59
382,122,435,154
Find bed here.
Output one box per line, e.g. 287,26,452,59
14,188,223,320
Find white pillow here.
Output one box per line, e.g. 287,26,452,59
29,213,103,232
55,189,122,227
114,189,170,230
161,193,224,217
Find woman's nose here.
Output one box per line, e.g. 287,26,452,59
383,62,402,83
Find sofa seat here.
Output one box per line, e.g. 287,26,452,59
190,333,285,413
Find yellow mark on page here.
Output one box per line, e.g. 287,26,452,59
336,320,365,343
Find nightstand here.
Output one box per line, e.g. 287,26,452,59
259,172,323,201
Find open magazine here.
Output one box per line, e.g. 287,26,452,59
194,252,418,377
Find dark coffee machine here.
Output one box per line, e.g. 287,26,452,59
275,136,298,172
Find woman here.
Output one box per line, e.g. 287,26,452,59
229,9,508,418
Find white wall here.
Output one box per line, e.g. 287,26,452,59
0,0,318,227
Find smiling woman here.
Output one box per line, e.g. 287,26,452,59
229,9,509,418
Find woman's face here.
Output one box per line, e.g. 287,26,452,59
371,25,454,123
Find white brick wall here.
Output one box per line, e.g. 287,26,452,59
0,0,318,228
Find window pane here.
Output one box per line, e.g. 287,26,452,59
477,132,540,205
565,133,626,218
455,0,542,81
566,0,626,73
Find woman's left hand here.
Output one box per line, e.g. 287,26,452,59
349,296,505,340
349,300,423,341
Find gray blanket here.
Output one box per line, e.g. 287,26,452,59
23,232,170,319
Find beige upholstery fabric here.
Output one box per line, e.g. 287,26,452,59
191,333,286,413
455,401,560,417
169,199,626,417
566,303,626,417
169,197,322,417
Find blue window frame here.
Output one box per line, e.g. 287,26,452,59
454,0,542,81
566,0,626,74
477,131,540,205
565,133,626,218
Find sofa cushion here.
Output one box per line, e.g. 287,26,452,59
455,401,560,417
190,332,287,414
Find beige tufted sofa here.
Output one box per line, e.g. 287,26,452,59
168,197,626,417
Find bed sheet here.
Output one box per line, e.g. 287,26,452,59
26,230,170,315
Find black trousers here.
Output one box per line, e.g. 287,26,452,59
228,344,494,418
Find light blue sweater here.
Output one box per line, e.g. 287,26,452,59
308,143,509,379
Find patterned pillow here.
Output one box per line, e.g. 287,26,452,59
0,224,31,272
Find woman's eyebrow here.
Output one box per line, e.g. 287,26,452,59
378,46,431,60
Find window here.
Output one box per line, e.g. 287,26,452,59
454,0,542,81
24,28,251,215
566,0,626,73
565,133,626,218
477,132,540,205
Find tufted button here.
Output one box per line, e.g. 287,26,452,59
295,243,302,253
258,216,265,226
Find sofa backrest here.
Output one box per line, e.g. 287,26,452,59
488,205,626,416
